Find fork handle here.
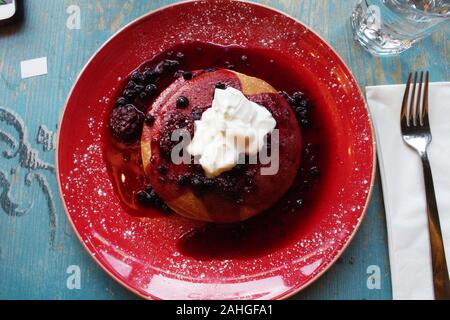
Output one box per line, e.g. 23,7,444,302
421,152,450,300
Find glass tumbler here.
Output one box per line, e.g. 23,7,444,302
351,0,450,56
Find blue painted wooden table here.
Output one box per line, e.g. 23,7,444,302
0,0,448,300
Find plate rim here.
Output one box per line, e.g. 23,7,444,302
55,0,377,300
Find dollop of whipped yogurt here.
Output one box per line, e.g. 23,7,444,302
187,87,276,177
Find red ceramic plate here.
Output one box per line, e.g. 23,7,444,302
57,0,375,300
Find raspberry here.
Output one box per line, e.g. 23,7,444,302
109,104,144,144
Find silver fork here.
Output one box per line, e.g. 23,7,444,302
401,71,450,300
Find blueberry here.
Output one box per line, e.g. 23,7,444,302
134,84,144,93
163,59,180,70
191,177,202,188
191,107,203,121
143,68,157,82
116,97,127,107
204,67,216,74
215,82,226,90
298,99,309,109
177,174,190,186
154,61,165,75
224,61,235,69
292,91,305,102
279,91,289,98
295,106,308,118
157,164,168,174
158,176,166,184
136,190,152,206
203,178,215,189
130,71,143,82
139,91,148,100
123,89,137,100
299,118,311,128
126,80,137,89
310,166,320,177
279,91,295,106
175,52,185,59
145,184,155,194
182,71,193,80
145,115,155,125
145,84,157,96
148,188,158,199
176,96,189,108
174,70,183,78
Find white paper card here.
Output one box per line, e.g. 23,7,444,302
20,57,48,79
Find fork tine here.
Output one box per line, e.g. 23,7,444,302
415,71,424,126
401,72,412,128
422,71,430,126
409,72,418,126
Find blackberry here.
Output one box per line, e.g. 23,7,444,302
176,96,189,108
109,104,144,143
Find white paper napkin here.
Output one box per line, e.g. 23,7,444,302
366,82,450,300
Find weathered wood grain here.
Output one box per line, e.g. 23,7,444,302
0,0,448,300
